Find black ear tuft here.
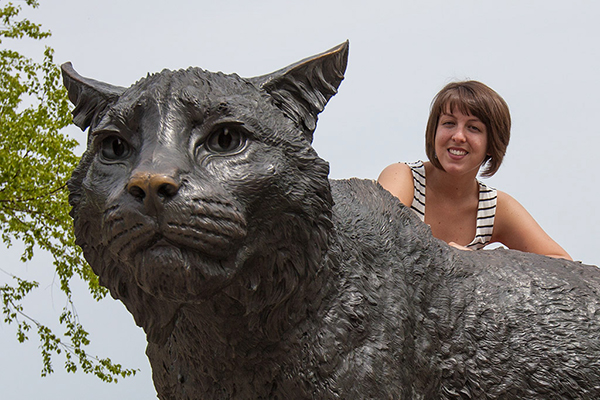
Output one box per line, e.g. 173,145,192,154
61,62,126,131
250,41,349,143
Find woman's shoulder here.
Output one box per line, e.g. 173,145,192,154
379,162,413,175
495,190,520,210
379,161,428,176
377,162,417,207
493,190,523,230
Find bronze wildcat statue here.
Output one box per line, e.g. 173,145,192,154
63,42,600,399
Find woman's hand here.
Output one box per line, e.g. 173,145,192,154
448,242,473,251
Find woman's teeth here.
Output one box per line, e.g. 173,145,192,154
449,149,467,156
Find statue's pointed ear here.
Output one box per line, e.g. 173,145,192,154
249,41,349,143
61,62,126,131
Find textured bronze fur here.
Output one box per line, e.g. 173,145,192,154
63,42,600,399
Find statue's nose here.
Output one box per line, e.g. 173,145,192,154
127,172,180,209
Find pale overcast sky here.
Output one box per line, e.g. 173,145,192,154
1,0,599,398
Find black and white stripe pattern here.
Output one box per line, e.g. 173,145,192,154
407,161,427,220
407,160,497,250
467,183,497,249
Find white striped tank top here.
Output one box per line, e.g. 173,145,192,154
407,160,497,250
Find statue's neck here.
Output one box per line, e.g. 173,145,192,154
146,208,336,396
147,259,335,397
182,247,335,346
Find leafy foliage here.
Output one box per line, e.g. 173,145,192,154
0,0,136,382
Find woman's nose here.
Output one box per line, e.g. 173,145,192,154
451,125,467,142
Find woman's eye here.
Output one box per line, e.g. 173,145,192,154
205,126,246,153
100,136,130,161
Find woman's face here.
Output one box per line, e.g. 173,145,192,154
434,107,489,177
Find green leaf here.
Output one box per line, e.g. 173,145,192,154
1,0,134,383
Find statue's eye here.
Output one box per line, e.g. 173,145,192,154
100,136,130,161
205,126,246,154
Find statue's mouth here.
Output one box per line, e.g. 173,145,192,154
146,236,182,253
149,237,173,247
105,213,246,261
102,195,248,262
158,218,245,256
127,233,240,301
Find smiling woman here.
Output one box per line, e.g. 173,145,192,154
378,81,572,260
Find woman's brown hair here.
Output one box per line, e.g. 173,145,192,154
425,81,511,177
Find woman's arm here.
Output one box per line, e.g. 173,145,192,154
377,163,415,207
491,191,572,260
